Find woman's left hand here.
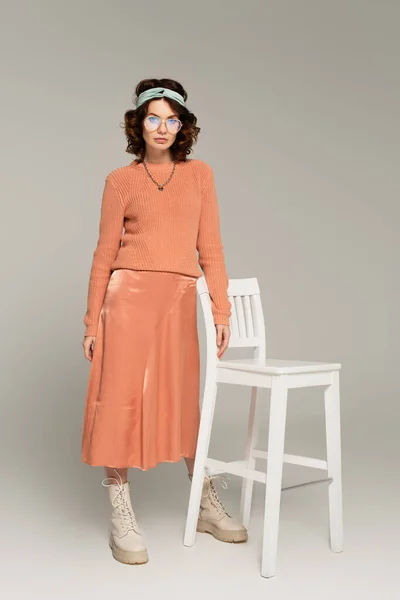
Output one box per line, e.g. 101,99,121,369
215,324,230,359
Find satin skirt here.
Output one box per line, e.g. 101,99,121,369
81,269,200,471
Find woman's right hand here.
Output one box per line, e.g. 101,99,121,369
82,336,96,361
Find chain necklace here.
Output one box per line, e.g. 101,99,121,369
142,159,177,191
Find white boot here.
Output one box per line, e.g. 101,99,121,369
188,472,248,543
102,469,149,564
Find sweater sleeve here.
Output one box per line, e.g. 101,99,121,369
83,176,125,336
196,163,231,326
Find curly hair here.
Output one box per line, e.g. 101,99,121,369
122,78,201,163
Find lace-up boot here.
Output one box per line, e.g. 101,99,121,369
188,473,248,543
102,469,149,564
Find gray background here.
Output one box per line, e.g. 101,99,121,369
1,0,398,597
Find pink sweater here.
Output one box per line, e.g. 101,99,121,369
83,158,231,336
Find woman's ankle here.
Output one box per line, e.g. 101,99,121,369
104,467,128,484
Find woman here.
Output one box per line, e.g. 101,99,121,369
81,78,248,565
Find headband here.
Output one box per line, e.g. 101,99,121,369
136,87,186,108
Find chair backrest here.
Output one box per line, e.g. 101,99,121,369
196,276,266,361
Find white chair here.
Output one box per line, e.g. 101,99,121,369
183,276,343,578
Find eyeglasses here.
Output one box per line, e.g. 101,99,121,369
143,115,182,134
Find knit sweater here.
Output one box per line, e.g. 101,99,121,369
83,158,232,337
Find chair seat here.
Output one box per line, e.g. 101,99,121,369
218,357,341,375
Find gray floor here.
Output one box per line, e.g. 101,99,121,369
3,414,397,599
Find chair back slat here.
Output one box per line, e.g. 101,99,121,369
235,295,247,338
229,295,240,337
243,295,254,338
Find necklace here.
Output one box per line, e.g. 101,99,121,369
143,159,177,191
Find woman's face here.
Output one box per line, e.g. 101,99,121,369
142,98,180,153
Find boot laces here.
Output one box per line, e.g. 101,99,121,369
204,474,232,517
101,469,140,534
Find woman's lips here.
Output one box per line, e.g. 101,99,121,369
155,138,167,142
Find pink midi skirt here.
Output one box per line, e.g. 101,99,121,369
81,269,200,471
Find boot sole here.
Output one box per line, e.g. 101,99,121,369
109,534,149,565
196,519,248,543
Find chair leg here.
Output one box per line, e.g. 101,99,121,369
183,378,219,547
261,377,288,578
324,370,344,553
240,386,259,528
